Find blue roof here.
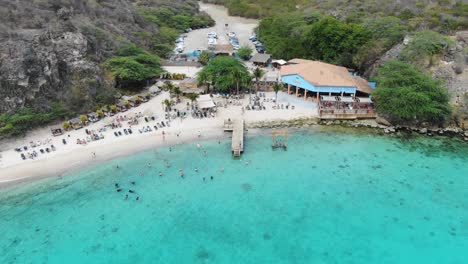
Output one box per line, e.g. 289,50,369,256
282,74,357,94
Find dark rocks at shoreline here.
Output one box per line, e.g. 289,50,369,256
247,117,467,140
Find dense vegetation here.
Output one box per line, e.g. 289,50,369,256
372,60,451,125
105,44,162,90
197,57,251,93
0,104,72,138
237,46,253,60
202,0,468,33
257,14,406,69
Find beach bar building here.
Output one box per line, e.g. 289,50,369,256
281,59,376,119
251,53,271,67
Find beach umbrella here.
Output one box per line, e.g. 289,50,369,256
149,85,161,93
143,109,154,116
126,112,137,119
156,81,165,88
103,117,114,125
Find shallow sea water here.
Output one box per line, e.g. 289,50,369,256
0,128,467,264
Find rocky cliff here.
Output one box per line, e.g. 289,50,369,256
0,0,200,113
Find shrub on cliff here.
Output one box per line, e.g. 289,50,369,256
372,60,451,125
105,44,162,90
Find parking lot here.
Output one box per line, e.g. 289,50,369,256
181,2,259,52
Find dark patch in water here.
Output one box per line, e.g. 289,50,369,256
241,183,252,192
263,233,271,241
111,227,119,233
196,247,211,260
371,165,382,170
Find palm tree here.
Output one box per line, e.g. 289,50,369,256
163,99,174,112
171,86,182,102
186,93,199,104
272,83,283,105
253,67,265,94
197,70,210,93
232,68,244,96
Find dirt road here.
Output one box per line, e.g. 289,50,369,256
183,2,259,51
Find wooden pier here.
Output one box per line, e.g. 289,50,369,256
224,119,244,157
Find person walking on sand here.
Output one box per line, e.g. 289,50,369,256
92,151,96,158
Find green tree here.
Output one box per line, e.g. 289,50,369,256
198,50,211,65
186,93,199,103
237,45,253,60
197,70,211,93
272,83,283,105
105,43,162,90
372,60,451,125
62,121,71,130
302,16,370,68
96,109,104,117
79,115,88,123
196,56,250,93
163,99,175,111
253,67,265,93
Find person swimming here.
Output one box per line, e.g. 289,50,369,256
159,172,163,177
147,163,152,168
136,196,140,201
116,165,120,169
180,171,184,178
210,176,213,180
129,190,135,193
125,194,128,200
117,188,122,192
195,168,199,172
115,183,119,188
220,168,224,172
130,181,135,185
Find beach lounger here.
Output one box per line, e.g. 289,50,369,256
128,128,133,134
114,132,118,137
46,148,50,153
154,125,158,130
166,121,170,127
40,149,44,154
51,145,56,151
62,139,67,145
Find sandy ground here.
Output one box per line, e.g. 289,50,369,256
0,91,317,186
183,2,258,51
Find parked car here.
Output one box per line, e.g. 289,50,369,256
227,32,236,38
249,34,257,40
207,32,217,38
256,47,265,53
230,38,239,45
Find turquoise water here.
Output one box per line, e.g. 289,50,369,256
1,128,467,264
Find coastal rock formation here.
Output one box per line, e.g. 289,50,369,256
0,0,201,113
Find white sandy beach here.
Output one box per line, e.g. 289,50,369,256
0,91,317,186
